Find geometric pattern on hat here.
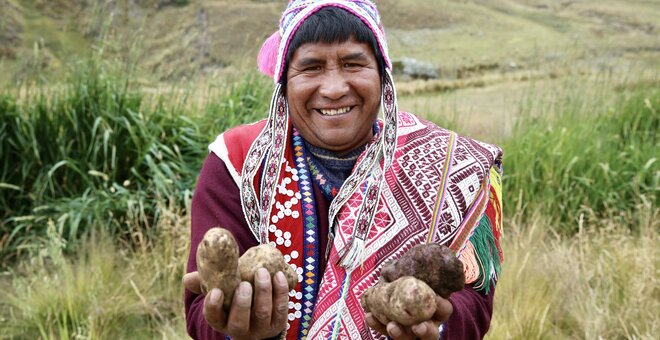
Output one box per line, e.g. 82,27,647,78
273,0,391,83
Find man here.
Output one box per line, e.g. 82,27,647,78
183,1,503,339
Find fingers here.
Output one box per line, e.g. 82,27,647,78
183,271,202,295
433,296,454,323
225,282,253,336
251,268,273,330
271,271,290,329
365,314,415,340
386,322,416,340
364,313,389,336
412,321,440,340
365,295,452,340
203,288,227,331
408,296,452,340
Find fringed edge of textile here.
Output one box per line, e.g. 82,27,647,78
460,167,504,294
468,216,502,294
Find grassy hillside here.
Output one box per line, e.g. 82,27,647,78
0,64,656,338
1,0,658,84
0,1,658,339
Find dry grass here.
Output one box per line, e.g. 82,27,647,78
1,1,658,338
4,204,656,339
489,207,660,339
0,202,191,339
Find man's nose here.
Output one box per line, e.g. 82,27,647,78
318,70,349,100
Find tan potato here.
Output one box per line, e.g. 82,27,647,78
238,244,298,290
362,244,466,326
361,276,437,326
196,227,298,312
196,227,240,311
380,243,465,298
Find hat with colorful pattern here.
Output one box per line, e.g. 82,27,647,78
258,0,392,83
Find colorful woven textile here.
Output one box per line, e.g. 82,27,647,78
206,1,505,338
210,111,502,339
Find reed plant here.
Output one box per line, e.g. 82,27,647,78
0,57,270,265
503,84,658,232
0,53,657,339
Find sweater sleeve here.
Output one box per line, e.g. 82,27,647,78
442,284,495,340
184,153,259,340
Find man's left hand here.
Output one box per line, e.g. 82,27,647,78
365,295,453,340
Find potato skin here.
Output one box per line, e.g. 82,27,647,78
362,244,466,326
196,227,240,311
196,228,298,313
361,276,437,326
380,243,465,298
238,244,298,290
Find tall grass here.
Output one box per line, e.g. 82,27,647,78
503,85,658,232
0,61,197,264
0,59,273,336
0,203,190,339
489,208,659,339
0,59,270,265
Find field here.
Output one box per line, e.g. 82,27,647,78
0,0,658,339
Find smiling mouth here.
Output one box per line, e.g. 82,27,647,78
318,106,352,116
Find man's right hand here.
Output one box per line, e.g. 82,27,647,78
183,268,290,340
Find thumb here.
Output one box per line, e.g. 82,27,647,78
183,271,203,295
433,295,454,323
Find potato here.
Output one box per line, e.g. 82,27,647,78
380,243,465,298
361,276,437,326
361,244,466,326
237,244,298,290
196,227,298,312
196,227,241,311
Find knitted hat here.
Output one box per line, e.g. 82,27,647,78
257,0,392,82
244,0,399,271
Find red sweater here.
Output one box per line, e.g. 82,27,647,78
184,153,495,339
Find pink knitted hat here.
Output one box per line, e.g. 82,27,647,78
257,0,392,83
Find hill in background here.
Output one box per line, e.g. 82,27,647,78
1,0,658,84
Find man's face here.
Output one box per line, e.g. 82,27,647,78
286,38,381,154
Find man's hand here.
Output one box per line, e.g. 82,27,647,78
364,295,453,340
183,268,290,340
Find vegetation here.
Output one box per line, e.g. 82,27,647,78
0,58,657,338
504,86,658,231
0,58,271,265
0,0,658,339
490,209,659,339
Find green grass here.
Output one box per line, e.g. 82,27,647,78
0,63,657,338
3,0,658,84
0,1,658,334
0,57,270,266
503,83,658,231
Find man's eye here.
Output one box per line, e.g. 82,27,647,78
304,66,322,72
344,63,361,68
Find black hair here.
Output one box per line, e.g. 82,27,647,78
282,6,386,84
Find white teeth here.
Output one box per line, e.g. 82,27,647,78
320,107,351,116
